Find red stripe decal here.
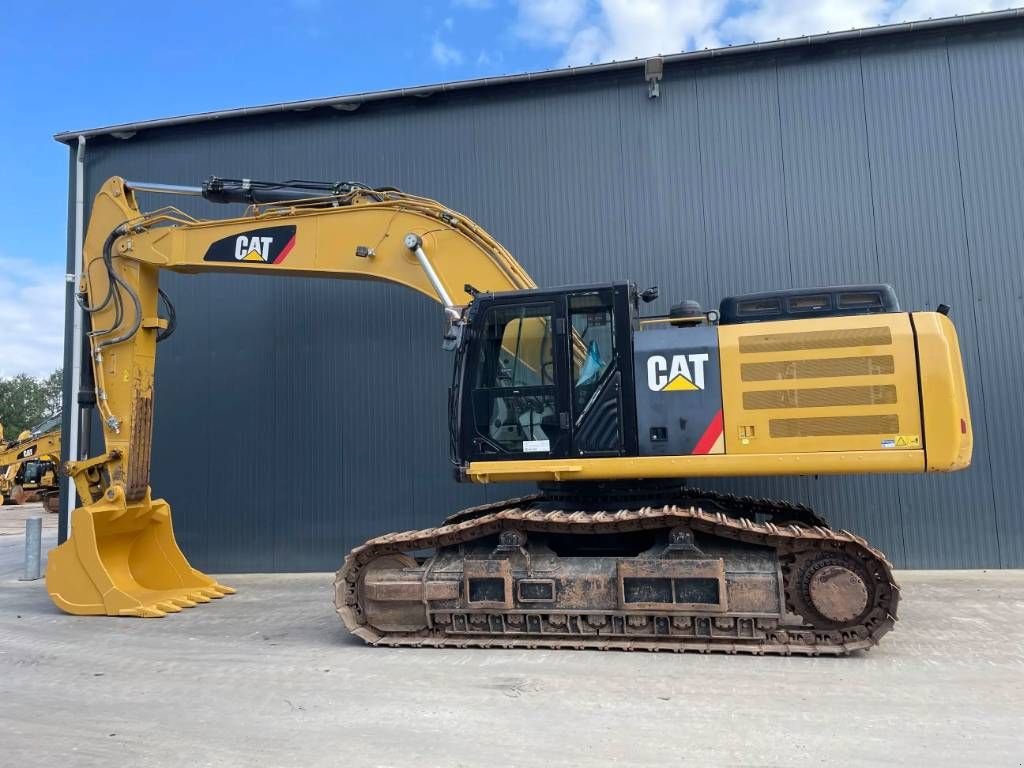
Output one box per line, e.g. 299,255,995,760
691,409,723,455
273,235,296,264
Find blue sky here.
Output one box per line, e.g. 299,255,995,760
0,0,998,376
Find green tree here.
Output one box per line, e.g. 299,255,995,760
0,369,62,440
42,368,63,417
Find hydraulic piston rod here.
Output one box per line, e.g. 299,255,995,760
404,233,458,317
124,181,203,196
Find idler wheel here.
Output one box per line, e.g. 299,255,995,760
807,564,869,623
357,553,429,633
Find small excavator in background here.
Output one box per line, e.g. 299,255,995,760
46,176,971,655
0,412,62,512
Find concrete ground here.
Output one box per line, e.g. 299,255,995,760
0,500,58,535
1,505,1021,768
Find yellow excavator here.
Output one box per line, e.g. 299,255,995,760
0,413,62,512
46,176,971,655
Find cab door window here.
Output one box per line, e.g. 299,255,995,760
472,303,563,455
570,293,615,416
568,291,623,455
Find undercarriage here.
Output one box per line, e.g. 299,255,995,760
335,490,898,655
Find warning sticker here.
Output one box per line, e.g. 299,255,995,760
882,435,921,449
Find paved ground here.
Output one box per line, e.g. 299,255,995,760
1,509,1021,767
0,500,57,536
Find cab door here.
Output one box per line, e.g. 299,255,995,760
463,300,572,460
564,287,634,457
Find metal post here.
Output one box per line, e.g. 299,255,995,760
63,135,87,542
22,516,42,581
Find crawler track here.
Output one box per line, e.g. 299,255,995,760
335,495,898,656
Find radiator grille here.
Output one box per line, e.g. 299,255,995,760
769,414,899,438
739,327,892,354
741,355,895,381
744,385,897,410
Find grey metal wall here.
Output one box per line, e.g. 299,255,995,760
65,19,1024,571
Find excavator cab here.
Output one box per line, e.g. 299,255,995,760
453,283,639,466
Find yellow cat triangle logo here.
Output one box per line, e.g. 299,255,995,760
647,353,709,392
662,375,699,392
233,234,275,263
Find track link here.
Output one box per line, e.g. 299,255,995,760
335,498,898,656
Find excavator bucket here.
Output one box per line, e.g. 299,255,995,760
46,486,233,617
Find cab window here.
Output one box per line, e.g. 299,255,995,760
569,293,615,415
473,304,559,454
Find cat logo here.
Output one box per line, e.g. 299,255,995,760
203,225,297,264
235,235,274,262
647,353,709,392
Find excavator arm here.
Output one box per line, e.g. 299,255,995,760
48,175,539,617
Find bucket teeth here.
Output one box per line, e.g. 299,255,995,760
187,592,211,604
120,606,167,618
212,584,236,595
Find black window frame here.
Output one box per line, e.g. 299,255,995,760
456,283,639,465
464,300,570,459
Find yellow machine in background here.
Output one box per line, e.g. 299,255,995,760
47,176,971,654
0,414,62,512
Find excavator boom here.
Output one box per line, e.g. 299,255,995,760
48,176,539,617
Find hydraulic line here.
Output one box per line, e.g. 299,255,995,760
76,229,120,316
94,266,141,351
156,288,176,343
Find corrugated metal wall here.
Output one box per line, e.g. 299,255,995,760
66,19,1024,570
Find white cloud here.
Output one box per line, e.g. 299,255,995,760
513,0,1001,65
515,0,589,44
432,38,465,66
887,0,998,23
721,0,888,42
477,49,504,66
560,0,726,65
454,0,494,7
721,0,997,42
0,255,65,379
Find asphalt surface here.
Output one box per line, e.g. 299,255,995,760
1,506,1021,767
